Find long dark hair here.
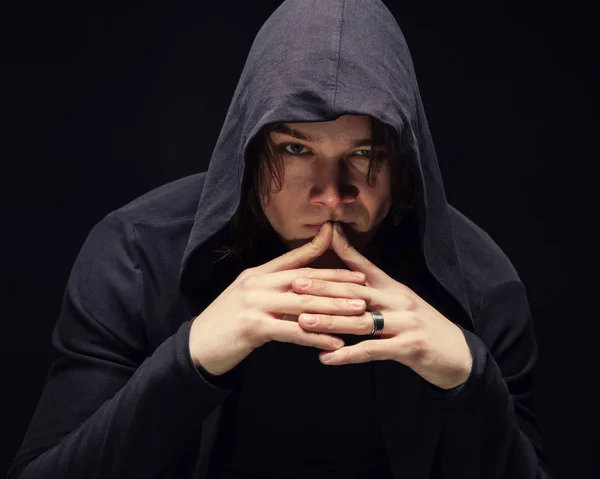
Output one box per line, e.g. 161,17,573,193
215,116,416,262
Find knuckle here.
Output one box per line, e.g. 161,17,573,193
336,268,352,278
361,316,373,334
301,267,315,278
319,333,335,348
347,283,362,296
409,336,427,360
362,344,377,359
323,316,335,331
238,268,256,281
238,271,258,289
300,294,314,305
313,280,327,294
341,349,352,362
334,297,349,308
405,294,419,312
239,276,252,290
291,324,307,342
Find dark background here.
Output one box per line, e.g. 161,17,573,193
2,1,597,477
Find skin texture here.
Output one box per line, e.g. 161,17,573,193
260,114,392,269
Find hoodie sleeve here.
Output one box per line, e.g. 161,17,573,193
423,281,554,478
7,212,235,479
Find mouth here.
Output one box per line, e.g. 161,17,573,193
305,222,353,232
305,221,354,227
304,222,355,240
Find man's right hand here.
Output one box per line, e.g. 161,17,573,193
189,222,367,377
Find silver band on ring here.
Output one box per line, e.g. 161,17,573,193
369,311,384,337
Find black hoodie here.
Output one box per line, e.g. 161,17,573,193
9,1,554,478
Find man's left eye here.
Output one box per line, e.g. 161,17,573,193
353,149,372,157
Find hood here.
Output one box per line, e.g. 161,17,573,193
179,0,474,326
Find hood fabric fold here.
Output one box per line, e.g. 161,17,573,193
179,0,474,326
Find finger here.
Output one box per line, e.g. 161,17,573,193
291,277,377,303
331,222,385,286
267,319,346,351
318,339,393,365
252,267,366,291
260,291,367,316
259,222,333,274
300,310,415,336
298,312,373,335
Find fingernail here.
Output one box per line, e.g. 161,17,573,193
332,338,344,348
296,278,311,288
352,272,365,280
321,352,334,362
301,314,318,325
349,299,365,308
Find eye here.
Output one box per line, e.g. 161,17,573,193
353,149,372,158
283,143,310,155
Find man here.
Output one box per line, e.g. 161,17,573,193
9,1,554,478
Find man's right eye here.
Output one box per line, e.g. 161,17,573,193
283,143,310,155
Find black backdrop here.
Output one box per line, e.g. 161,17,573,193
2,2,598,478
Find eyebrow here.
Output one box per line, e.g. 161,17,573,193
270,124,373,148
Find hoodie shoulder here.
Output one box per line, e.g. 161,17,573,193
447,205,522,299
115,172,206,224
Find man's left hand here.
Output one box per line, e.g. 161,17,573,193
294,223,473,390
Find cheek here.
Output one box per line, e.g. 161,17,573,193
262,181,304,221
271,169,309,203
364,169,392,213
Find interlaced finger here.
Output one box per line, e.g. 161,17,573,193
298,312,374,335
245,267,366,291
292,277,374,303
266,316,346,350
259,291,367,316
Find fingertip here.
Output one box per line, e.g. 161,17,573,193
321,221,333,234
315,222,332,245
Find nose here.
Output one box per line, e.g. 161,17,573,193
309,164,358,209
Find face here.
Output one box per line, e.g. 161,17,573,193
260,114,392,268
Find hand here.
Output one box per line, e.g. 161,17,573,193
189,222,368,376
294,222,473,390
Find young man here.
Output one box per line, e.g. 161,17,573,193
9,1,554,478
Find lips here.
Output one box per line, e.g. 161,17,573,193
306,221,353,226
304,222,354,235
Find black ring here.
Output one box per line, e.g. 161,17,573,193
370,311,384,338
